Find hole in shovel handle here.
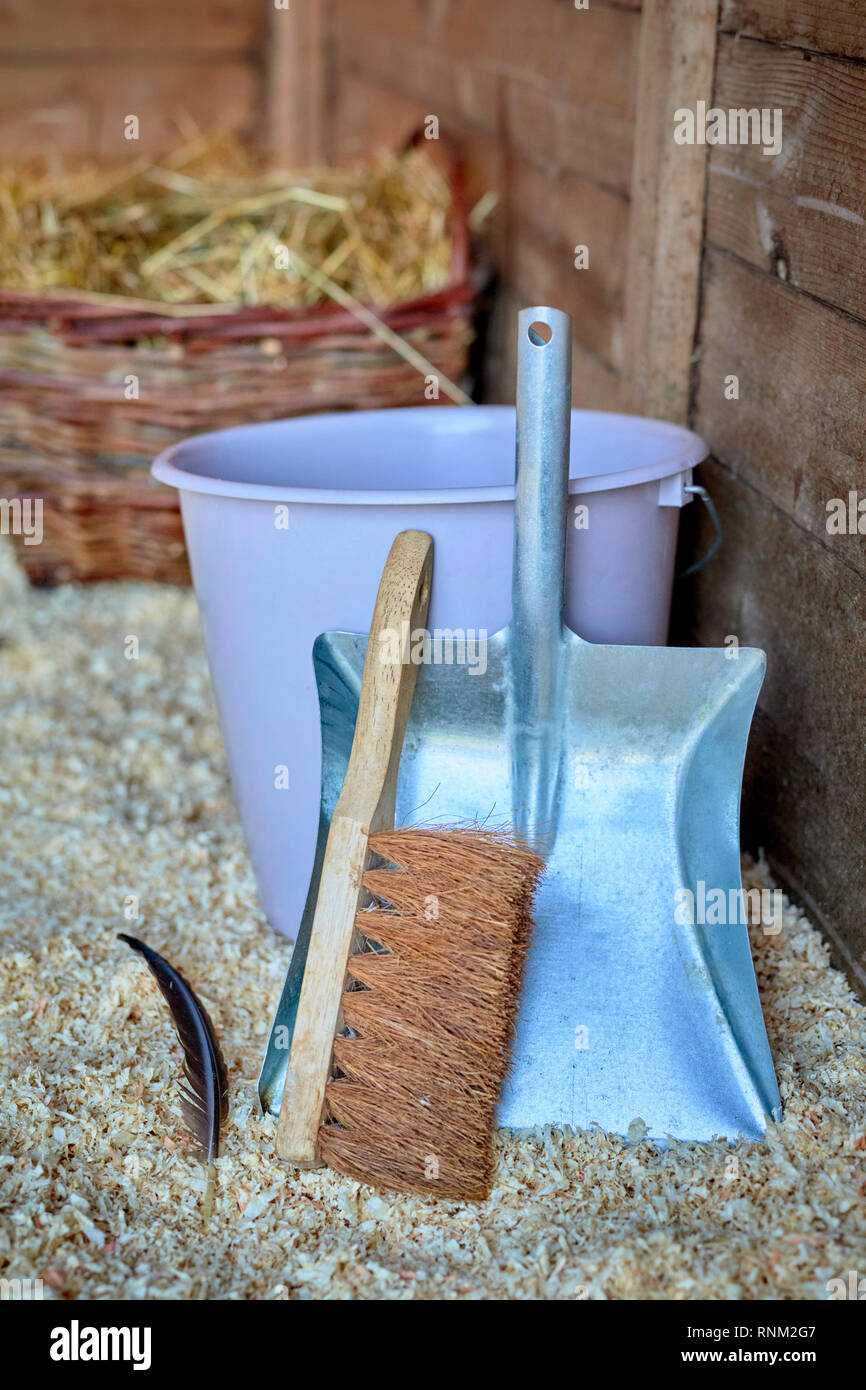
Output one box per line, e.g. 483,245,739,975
527,321,552,346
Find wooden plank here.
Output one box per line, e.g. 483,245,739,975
331,28,500,135
706,36,866,321
444,0,578,78
745,711,866,995
332,28,500,133
0,62,261,159
331,0,640,83
568,340,624,414
330,74,428,165
695,249,866,577
331,0,437,48
496,2,640,196
509,160,629,369
674,457,866,989
677,455,866,791
0,0,263,53
555,4,641,113
452,124,508,263
268,0,326,164
623,0,719,422
504,77,635,198
330,6,640,192
720,0,866,62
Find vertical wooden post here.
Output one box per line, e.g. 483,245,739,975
268,0,327,165
624,0,719,423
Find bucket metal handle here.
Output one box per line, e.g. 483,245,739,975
678,483,723,578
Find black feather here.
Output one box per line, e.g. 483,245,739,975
118,934,228,1165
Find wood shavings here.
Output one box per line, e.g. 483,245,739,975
0,535,864,1299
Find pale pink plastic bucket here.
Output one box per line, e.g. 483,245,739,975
152,406,708,937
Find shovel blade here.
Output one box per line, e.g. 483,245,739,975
497,635,781,1140
270,626,780,1142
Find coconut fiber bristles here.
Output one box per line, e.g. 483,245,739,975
319,826,544,1202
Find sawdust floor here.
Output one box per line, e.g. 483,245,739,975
0,540,864,1301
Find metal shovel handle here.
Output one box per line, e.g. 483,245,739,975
513,306,573,637
510,307,573,846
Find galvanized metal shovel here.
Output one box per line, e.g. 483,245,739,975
260,306,781,1142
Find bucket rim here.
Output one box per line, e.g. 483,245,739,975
151,406,708,505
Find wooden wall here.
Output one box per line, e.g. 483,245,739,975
317,0,640,407
674,0,866,992
0,0,268,157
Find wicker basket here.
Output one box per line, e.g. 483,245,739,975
0,138,476,585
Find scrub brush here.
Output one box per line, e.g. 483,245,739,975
275,529,542,1199
319,824,542,1200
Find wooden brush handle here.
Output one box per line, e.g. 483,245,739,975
276,529,433,1167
